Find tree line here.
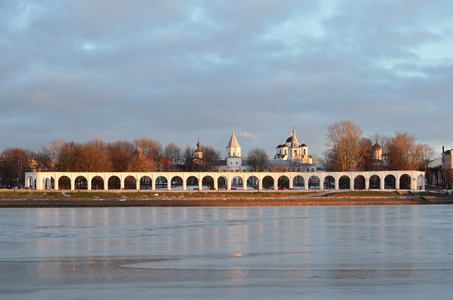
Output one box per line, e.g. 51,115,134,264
0,138,221,188
0,120,437,188
322,120,435,172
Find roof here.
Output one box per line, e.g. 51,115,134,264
226,131,240,148
372,143,382,150
428,158,442,169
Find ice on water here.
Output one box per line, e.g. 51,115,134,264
1,206,453,299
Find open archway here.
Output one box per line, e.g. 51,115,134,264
369,175,380,190
27,176,36,189
399,174,411,189
155,176,168,190
308,175,320,190
202,176,215,190
75,176,88,190
140,176,152,190
339,176,350,190
323,176,335,190
384,175,396,189
186,176,198,190
124,176,136,190
171,176,184,190
108,176,121,190
246,176,259,190
91,176,104,190
293,175,305,190
58,176,71,190
262,176,274,190
231,176,243,189
217,176,227,190
417,174,424,190
43,177,55,190
354,175,365,190
277,175,290,190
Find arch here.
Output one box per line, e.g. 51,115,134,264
75,176,88,190
339,175,350,190
58,176,71,190
323,176,335,190
124,176,136,190
155,176,168,190
139,176,152,190
293,175,305,190
91,176,104,190
353,175,365,190
26,176,36,189
308,175,320,190
186,176,198,189
171,176,184,190
369,175,380,190
246,175,259,190
399,174,411,190
43,176,55,190
217,176,227,190
202,175,215,190
384,175,396,189
231,176,243,189
417,174,424,190
108,176,121,190
277,175,289,190
262,176,274,190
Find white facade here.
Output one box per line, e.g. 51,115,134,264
274,129,312,164
25,170,425,191
225,132,248,172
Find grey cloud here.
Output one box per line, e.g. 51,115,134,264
1,0,453,157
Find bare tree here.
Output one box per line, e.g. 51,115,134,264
127,147,157,172
0,148,33,187
195,146,221,172
385,131,426,170
324,120,367,171
48,140,79,171
164,143,182,167
418,143,435,171
247,148,269,172
76,144,113,172
106,141,135,172
182,145,196,171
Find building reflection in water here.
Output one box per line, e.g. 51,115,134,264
13,205,452,283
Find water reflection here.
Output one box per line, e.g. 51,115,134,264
1,206,453,299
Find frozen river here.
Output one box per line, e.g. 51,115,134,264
1,205,453,299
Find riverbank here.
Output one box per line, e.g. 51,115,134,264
1,190,452,207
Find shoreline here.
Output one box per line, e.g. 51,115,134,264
1,196,453,208
1,190,452,208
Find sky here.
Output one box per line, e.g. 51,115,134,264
1,0,453,159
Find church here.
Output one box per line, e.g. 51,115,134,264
274,128,312,164
216,129,317,172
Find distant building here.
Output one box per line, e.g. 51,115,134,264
269,129,317,172
217,132,250,172
427,146,453,189
274,129,312,164
217,129,316,172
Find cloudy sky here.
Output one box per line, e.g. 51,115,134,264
1,0,452,159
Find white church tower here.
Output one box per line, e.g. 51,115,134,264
226,131,242,171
